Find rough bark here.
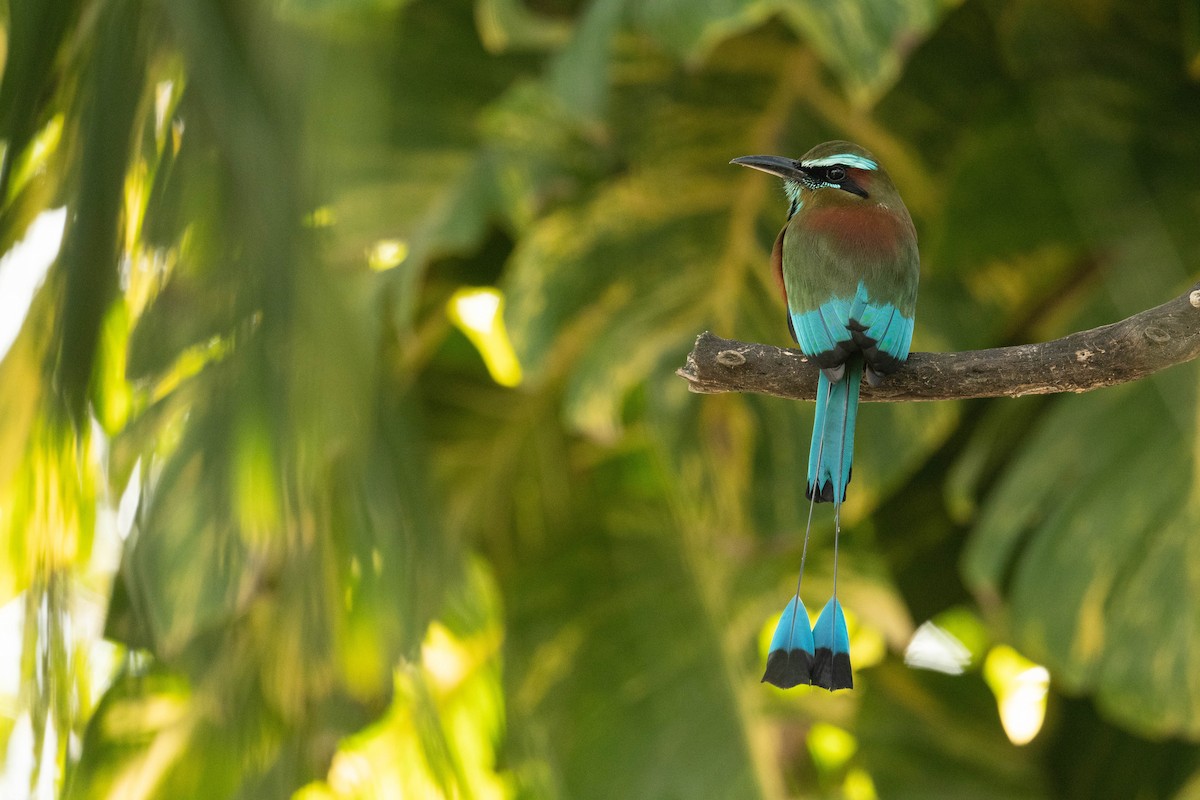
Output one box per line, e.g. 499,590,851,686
677,283,1200,402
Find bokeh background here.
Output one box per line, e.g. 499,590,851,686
3,0,1200,797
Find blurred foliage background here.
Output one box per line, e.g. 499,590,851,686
2,0,1200,797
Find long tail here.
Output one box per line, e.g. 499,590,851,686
806,358,862,503
811,362,857,690
763,375,834,689
764,362,858,690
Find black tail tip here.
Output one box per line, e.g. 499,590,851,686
805,480,834,503
805,476,850,504
811,649,853,691
762,649,813,689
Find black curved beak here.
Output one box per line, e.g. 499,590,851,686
729,155,807,182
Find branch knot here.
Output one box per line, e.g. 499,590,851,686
716,349,747,367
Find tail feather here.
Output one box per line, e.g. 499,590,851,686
762,596,815,688
811,598,852,690
806,361,862,503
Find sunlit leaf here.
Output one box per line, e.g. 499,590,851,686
476,0,572,53
55,0,148,422
8,0,1200,796
0,0,81,200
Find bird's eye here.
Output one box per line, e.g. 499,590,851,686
826,166,847,182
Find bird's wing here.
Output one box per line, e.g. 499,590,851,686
782,211,918,369
771,225,799,344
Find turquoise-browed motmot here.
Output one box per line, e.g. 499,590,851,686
731,141,919,690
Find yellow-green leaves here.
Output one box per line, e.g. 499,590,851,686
7,0,1200,797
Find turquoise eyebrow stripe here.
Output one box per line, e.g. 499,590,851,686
801,154,878,171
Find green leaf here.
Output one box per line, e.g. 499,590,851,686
776,0,957,105
15,0,1200,795
1040,693,1200,800
857,662,1048,799
965,372,1200,738
55,0,149,421
957,0,1200,740
476,0,573,53
629,0,956,105
547,0,626,120
502,461,766,799
0,0,82,198
291,1,547,328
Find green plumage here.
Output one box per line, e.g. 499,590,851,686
781,141,918,327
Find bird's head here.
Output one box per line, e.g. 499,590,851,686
731,140,892,218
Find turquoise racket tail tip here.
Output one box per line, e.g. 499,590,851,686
812,598,852,690
763,596,815,688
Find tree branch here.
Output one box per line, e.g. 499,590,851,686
677,282,1200,402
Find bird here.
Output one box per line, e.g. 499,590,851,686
731,141,919,690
